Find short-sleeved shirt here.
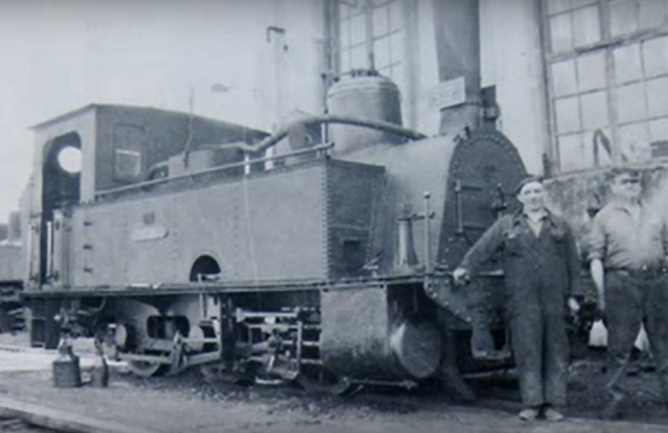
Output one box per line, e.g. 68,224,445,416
587,201,668,269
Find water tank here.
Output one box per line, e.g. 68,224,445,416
327,70,403,154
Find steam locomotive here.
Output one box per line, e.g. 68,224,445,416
14,72,528,396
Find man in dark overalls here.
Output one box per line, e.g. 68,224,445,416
588,167,668,419
453,176,581,421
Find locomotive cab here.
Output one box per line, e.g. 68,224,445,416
28,105,268,288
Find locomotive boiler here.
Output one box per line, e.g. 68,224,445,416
21,76,527,396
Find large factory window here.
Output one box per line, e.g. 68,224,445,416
336,0,407,91
543,0,668,172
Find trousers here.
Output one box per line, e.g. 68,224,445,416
605,271,668,403
509,302,569,407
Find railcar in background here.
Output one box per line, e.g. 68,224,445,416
0,211,24,333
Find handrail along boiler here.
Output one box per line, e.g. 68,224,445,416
21,76,527,394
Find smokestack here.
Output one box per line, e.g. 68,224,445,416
432,0,481,134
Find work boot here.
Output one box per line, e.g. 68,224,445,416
518,407,540,421
542,405,565,422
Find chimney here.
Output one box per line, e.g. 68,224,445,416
432,0,481,134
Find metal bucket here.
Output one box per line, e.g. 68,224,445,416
52,345,81,388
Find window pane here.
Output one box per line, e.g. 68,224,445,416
350,44,367,69
573,5,601,47
588,128,614,166
572,0,597,7
614,44,642,85
550,13,573,52
558,133,586,171
577,52,606,91
643,36,668,78
350,13,367,46
616,82,646,123
552,60,577,96
618,122,651,161
580,129,600,168
389,0,404,32
581,91,609,128
340,18,352,49
341,48,351,72
372,4,390,37
339,2,352,20
649,117,668,143
638,0,667,30
610,0,638,37
548,0,571,15
555,96,582,133
374,37,391,69
389,31,404,64
647,76,668,117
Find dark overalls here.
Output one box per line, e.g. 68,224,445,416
460,210,581,407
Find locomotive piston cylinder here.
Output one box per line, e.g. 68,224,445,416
320,285,442,380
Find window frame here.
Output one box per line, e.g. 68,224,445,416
542,0,668,173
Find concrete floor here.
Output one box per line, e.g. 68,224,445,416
0,345,667,433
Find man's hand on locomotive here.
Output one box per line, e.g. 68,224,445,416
567,296,580,313
452,267,469,285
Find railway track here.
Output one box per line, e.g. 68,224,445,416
0,334,667,433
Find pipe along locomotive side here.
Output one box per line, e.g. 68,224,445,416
18,74,528,397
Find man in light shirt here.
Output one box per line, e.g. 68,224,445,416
588,167,668,419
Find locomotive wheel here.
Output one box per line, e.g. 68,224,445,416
296,367,357,396
127,360,168,377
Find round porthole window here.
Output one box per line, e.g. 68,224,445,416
57,146,82,174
